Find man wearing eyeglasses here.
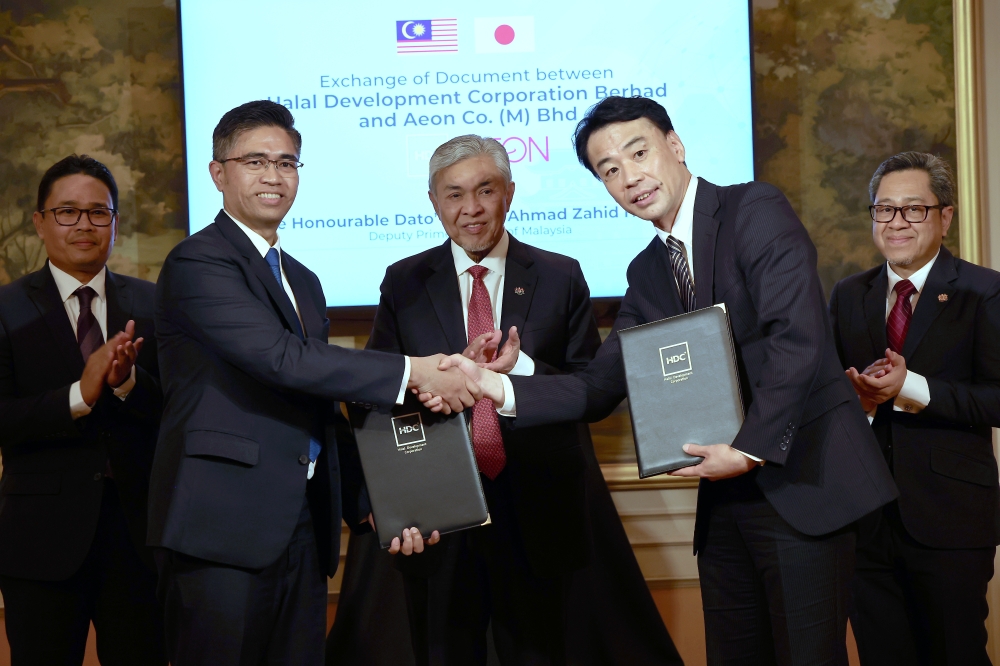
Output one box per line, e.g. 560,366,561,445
0,155,165,664
829,152,1000,665
149,100,480,665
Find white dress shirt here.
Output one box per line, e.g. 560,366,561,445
863,252,936,420
50,263,136,419
226,211,410,478
653,174,698,282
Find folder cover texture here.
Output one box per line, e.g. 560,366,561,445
349,396,488,548
619,305,745,478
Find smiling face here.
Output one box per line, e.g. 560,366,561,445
872,169,952,277
209,125,299,238
429,154,514,261
32,173,117,283
586,117,691,231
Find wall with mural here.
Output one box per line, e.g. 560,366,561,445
0,0,958,466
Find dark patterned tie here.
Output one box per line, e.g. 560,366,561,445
886,279,916,354
666,236,697,312
466,265,506,480
264,248,319,463
75,286,104,361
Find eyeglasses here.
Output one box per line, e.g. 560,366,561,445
869,204,946,224
217,155,304,177
41,207,118,227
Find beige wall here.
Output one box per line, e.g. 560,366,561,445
982,0,1000,659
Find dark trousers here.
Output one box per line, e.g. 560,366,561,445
156,497,328,666
0,479,165,666
851,502,995,666
403,470,567,666
697,476,855,666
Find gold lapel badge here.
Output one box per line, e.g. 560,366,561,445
514,287,525,295
938,293,948,302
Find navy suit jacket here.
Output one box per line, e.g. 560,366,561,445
830,245,1000,548
149,211,405,574
510,179,898,546
365,235,602,576
0,264,160,579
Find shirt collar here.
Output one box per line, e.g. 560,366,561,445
224,208,280,258
451,230,510,277
48,261,106,304
887,249,939,295
654,175,698,249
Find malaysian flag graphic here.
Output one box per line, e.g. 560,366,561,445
396,19,458,54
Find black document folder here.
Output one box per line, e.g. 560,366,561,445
619,305,745,478
349,396,489,548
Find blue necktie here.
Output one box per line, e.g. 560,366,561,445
265,248,321,463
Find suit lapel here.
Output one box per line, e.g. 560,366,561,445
27,263,85,373
281,256,320,339
213,211,303,336
902,247,958,359
498,236,538,340
104,269,130,337
692,178,720,310
425,242,468,354
863,265,889,357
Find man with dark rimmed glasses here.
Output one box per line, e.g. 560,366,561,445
830,152,1000,665
0,155,165,664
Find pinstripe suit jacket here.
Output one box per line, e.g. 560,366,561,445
510,179,898,545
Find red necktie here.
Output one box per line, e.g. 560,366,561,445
75,286,104,361
466,265,506,480
886,279,916,354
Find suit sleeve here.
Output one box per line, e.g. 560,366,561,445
158,242,404,406
0,315,80,447
728,184,828,464
829,281,847,368
509,274,639,428
922,280,1000,427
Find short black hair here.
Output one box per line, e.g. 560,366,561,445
36,155,119,212
573,96,676,177
212,100,302,161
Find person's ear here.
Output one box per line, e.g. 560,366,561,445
939,205,954,237
209,160,226,193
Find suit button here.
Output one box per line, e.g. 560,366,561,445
779,444,787,451
93,473,103,481
298,455,309,465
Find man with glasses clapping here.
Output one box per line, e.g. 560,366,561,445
0,155,165,664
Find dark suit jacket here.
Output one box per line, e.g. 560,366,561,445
830,245,1000,549
0,263,160,580
365,235,602,576
148,211,405,574
510,179,898,546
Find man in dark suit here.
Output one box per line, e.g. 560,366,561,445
0,155,164,664
437,97,899,665
829,152,1000,665
149,101,479,665
328,135,683,665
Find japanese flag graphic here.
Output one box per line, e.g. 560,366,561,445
474,16,535,53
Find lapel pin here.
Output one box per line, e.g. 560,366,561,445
938,293,948,302
514,287,525,295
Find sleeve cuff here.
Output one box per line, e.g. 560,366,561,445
69,381,93,419
733,447,762,463
396,356,411,405
111,366,137,401
509,351,535,377
894,370,930,414
497,374,516,416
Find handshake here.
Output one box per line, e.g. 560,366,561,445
407,328,517,413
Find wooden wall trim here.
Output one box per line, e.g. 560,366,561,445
954,0,985,265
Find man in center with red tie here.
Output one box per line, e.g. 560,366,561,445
830,152,1000,665
330,134,682,665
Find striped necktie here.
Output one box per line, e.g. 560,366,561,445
666,236,697,312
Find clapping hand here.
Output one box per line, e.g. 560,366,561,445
462,326,521,374
106,320,144,388
845,349,907,411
